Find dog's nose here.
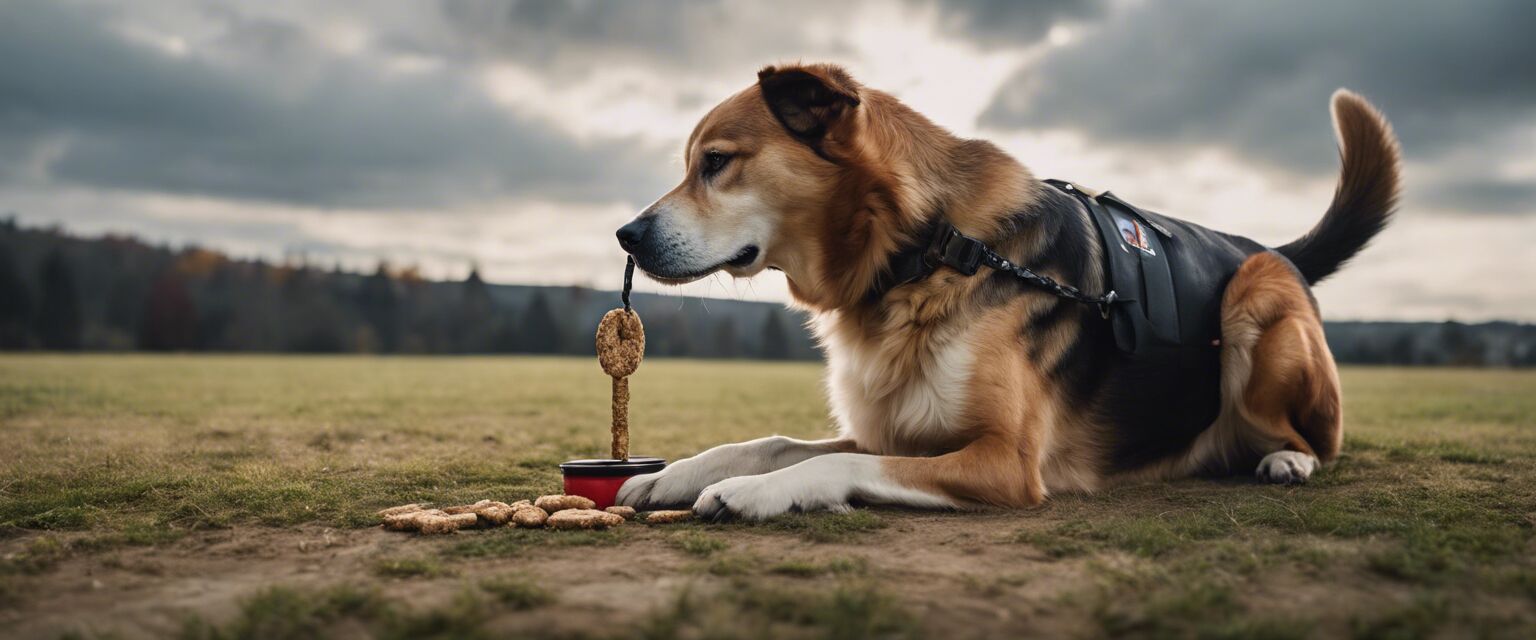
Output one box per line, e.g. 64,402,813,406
616,217,651,252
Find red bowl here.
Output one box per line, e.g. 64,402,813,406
559,457,666,509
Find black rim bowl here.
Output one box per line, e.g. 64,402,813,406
559,456,666,477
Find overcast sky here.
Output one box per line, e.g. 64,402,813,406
2,0,1532,321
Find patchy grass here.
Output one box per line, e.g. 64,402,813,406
769,555,868,577
669,530,729,557
1084,559,1311,640
0,536,68,576
3,357,1536,637
0,356,827,537
1348,595,1449,640
178,584,494,640
371,555,452,579
755,509,888,543
177,584,391,640
639,580,915,640
477,575,553,610
444,526,625,559
704,552,759,576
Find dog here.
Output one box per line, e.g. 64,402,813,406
614,63,1399,520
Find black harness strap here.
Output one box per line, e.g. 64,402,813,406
868,199,1117,317
622,256,636,312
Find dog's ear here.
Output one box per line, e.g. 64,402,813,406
758,64,861,144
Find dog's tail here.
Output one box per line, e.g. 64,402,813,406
1276,90,1401,285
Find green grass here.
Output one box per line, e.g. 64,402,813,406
177,584,493,640
754,509,888,543
2,356,1535,638
704,552,760,576
371,555,452,579
444,525,626,559
768,556,868,577
638,580,916,640
477,575,553,610
0,355,828,537
669,530,730,557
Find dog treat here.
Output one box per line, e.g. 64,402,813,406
547,508,625,530
476,502,517,526
535,494,597,512
379,496,638,533
595,269,645,462
381,508,446,532
382,508,431,531
417,512,479,535
442,499,495,515
511,504,550,528
509,503,552,524
640,510,693,524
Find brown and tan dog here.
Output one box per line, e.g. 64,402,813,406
614,63,1399,520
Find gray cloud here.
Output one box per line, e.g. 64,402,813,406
0,0,670,209
377,0,859,79
981,0,1536,214
1416,178,1536,216
1,0,1528,319
394,1,1093,78
921,0,1106,49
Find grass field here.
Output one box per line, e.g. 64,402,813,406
1,355,1534,639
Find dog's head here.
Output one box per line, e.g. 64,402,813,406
616,64,871,299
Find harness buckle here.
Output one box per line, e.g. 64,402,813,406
924,224,984,276
1099,290,1118,319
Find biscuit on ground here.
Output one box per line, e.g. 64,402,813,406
382,508,446,532
418,512,479,535
511,504,549,528
535,495,597,512
641,510,693,524
547,509,624,530
476,503,517,526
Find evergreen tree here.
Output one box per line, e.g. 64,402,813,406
457,266,495,353
1441,321,1486,367
281,267,347,353
517,292,565,354
34,250,82,350
139,270,199,350
196,262,239,350
759,310,791,360
663,312,692,357
358,262,400,352
711,317,738,359
0,243,31,348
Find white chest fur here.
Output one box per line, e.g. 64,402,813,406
816,314,976,455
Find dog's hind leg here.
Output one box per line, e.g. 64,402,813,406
1220,252,1343,485
616,436,861,509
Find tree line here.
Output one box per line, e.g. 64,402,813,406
0,219,817,359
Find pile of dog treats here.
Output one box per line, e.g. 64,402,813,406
378,495,692,534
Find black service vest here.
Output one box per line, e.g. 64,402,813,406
1047,180,1269,458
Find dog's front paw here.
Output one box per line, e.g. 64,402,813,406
1256,450,1318,485
693,468,852,522
616,456,714,508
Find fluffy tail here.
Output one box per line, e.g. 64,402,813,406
1276,90,1401,285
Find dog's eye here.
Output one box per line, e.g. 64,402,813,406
701,151,732,178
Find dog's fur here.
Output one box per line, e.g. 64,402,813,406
615,63,1400,520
